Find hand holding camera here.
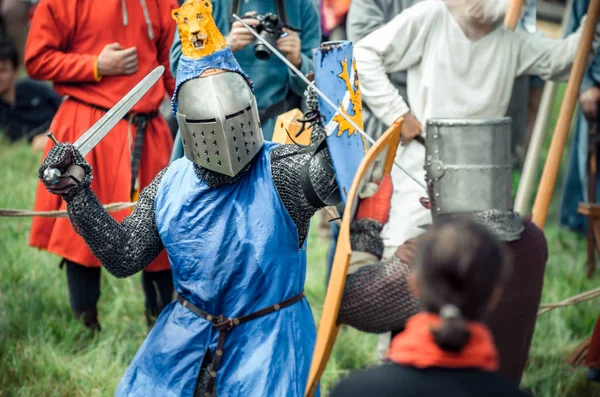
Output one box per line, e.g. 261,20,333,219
227,14,260,52
232,12,302,64
277,28,302,67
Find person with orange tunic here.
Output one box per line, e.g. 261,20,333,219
25,0,178,331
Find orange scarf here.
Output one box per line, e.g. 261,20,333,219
387,313,499,372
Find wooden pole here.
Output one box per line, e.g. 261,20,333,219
532,0,600,228
514,0,573,214
504,0,524,30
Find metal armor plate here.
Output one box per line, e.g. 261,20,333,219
176,71,264,177
425,118,513,217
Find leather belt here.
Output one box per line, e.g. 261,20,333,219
177,291,305,396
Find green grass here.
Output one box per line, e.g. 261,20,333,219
1,86,600,396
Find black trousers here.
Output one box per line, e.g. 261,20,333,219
64,259,174,316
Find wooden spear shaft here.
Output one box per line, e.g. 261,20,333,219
515,0,574,215
532,0,600,229
504,0,524,30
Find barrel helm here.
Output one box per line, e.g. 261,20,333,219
171,0,264,177
176,72,264,177
424,117,523,241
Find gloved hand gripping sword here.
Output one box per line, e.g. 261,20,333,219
41,66,165,195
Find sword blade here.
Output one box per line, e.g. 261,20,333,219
74,65,165,156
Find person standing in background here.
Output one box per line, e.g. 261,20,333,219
1,0,37,64
560,0,600,236
347,0,422,142
0,38,62,143
321,0,349,41
26,0,178,331
354,0,600,262
169,0,321,152
559,1,600,382
332,218,530,397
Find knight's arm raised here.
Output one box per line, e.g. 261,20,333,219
39,144,165,278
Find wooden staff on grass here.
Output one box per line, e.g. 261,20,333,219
532,0,600,228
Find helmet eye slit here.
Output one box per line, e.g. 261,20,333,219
225,106,252,120
186,118,216,124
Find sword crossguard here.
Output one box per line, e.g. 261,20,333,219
43,131,62,184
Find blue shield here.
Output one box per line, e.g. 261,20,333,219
313,41,367,203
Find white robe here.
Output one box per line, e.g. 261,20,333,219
354,0,598,249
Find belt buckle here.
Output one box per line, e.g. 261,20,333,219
213,315,234,331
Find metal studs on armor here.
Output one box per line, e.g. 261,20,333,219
210,371,217,378
233,319,240,325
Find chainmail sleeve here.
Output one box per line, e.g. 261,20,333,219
65,168,167,278
270,85,338,247
338,255,420,334
271,144,336,247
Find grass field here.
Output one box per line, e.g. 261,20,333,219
1,95,600,396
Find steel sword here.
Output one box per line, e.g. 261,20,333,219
231,14,426,190
43,65,165,184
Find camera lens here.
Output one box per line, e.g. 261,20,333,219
255,44,271,60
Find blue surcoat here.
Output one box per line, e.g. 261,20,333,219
115,143,317,396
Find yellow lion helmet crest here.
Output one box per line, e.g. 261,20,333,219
172,0,228,59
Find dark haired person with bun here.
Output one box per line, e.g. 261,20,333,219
332,218,528,397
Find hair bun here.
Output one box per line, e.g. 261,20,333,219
439,304,461,320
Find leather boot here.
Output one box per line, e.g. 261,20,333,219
73,308,102,333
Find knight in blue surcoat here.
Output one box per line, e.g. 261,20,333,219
35,1,339,395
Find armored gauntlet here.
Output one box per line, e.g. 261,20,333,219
39,143,92,201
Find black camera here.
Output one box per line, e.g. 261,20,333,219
245,13,300,60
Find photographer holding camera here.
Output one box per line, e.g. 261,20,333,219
169,0,320,144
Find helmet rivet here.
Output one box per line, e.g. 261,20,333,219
466,166,470,171
434,135,438,139
435,193,440,197
434,150,439,154
437,166,442,171
436,207,441,212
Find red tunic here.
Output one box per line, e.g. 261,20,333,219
26,0,177,271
